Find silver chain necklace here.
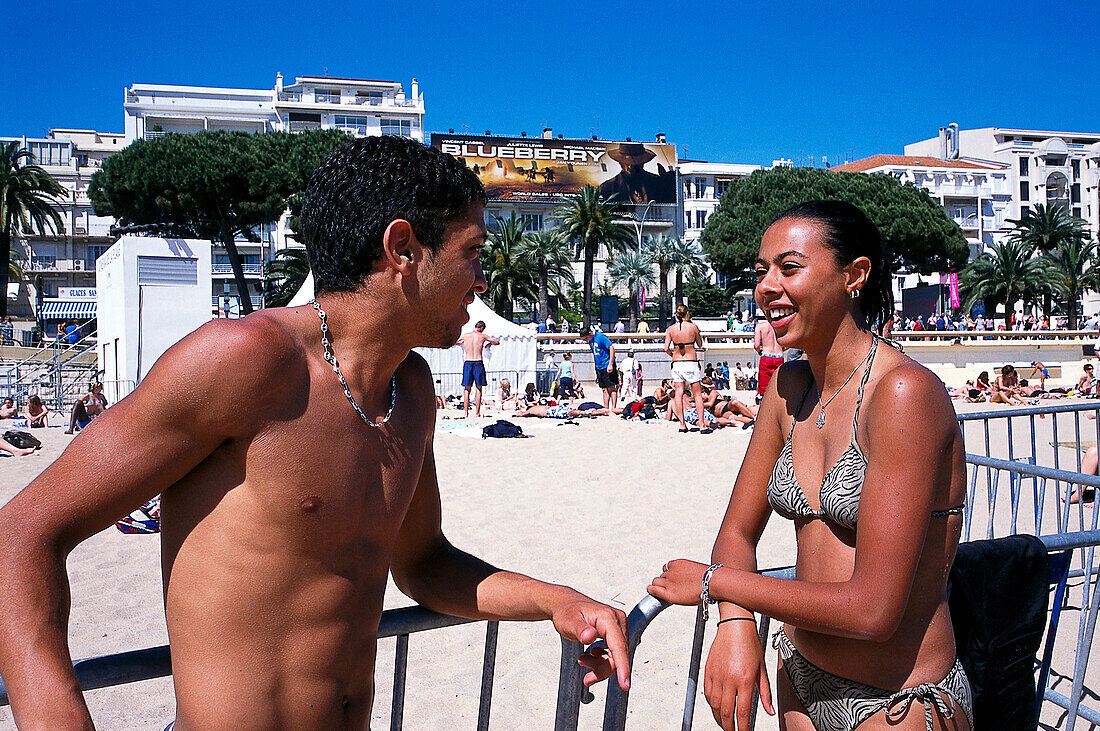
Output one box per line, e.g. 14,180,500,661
310,299,396,428
814,337,875,429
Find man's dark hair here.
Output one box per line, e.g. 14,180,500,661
578,325,592,338
476,321,486,330
300,136,486,294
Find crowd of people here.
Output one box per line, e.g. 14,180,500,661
0,383,110,457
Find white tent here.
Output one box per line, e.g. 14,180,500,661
289,273,537,396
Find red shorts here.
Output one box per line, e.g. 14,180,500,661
757,355,784,395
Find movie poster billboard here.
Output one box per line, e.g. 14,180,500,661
431,134,678,204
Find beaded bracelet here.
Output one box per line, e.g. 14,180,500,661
700,563,724,621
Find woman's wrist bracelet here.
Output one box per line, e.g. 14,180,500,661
716,616,755,626
700,563,724,621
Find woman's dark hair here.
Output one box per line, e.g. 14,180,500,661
978,371,990,383
769,201,893,328
301,135,487,295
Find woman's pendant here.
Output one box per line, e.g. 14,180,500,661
816,407,826,429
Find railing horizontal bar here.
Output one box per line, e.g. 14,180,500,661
959,402,1100,421
1043,689,1100,724
965,455,1100,490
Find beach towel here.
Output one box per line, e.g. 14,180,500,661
115,496,162,534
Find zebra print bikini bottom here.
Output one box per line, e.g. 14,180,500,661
773,629,973,731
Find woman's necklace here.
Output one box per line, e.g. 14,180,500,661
310,300,396,428
815,337,875,429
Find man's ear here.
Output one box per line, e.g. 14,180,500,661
381,219,425,275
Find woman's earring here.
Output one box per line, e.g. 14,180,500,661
849,289,860,299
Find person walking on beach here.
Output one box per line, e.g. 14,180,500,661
580,324,620,411
754,317,784,404
0,137,630,730
649,201,972,731
665,304,709,433
457,320,499,418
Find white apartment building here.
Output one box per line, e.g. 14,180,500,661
124,73,425,144
679,160,762,245
2,129,125,326
905,125,1100,242
833,154,1012,256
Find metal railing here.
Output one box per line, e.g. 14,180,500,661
0,604,591,731
2,317,100,410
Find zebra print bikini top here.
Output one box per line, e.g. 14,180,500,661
767,336,963,530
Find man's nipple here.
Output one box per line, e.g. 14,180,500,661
299,495,323,513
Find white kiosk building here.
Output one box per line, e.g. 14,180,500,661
96,236,212,402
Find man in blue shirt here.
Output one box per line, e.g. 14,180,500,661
579,325,619,410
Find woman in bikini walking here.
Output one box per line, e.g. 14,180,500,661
664,304,711,433
650,201,970,731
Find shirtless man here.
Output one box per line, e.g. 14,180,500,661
753,316,785,404
457,320,499,417
0,137,629,729
0,397,16,419
664,304,708,432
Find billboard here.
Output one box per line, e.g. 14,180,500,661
431,134,677,204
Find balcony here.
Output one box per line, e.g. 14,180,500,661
212,263,263,276
144,130,167,140
335,124,369,136
288,120,321,132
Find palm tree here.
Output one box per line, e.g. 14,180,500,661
606,248,657,331
643,234,678,329
0,142,65,317
552,185,633,328
1041,238,1100,329
482,214,537,321
960,239,1051,326
669,237,708,306
515,229,575,323
262,248,310,307
1007,203,1090,319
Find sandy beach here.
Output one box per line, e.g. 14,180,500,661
0,394,1097,729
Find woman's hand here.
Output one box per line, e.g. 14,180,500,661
704,620,774,731
647,559,710,605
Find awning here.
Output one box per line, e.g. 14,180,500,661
39,300,97,320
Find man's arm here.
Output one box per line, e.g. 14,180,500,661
0,319,288,727
390,421,630,689
486,334,501,347
606,338,616,372
753,324,763,354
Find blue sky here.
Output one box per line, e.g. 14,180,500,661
4,0,1097,166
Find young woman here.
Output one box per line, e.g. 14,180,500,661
496,378,516,411
649,202,971,731
664,304,710,433
23,395,49,428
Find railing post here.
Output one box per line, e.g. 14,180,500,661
554,638,585,731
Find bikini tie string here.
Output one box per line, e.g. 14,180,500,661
884,683,955,731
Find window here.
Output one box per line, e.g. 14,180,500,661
519,213,542,232
1072,159,1081,178
1072,183,1081,204
75,153,88,168
1019,204,1030,216
694,178,707,199
695,210,707,228
357,90,384,105
1020,180,1030,201
685,212,692,229
381,118,411,137
85,245,110,269
27,141,70,166
314,89,340,104
1073,207,1082,219
714,180,731,199
334,115,369,134
1019,157,1029,176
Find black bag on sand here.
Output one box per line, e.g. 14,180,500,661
3,430,41,450
948,533,1049,730
481,420,528,439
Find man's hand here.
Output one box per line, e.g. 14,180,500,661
551,596,630,690
606,364,613,373
647,558,709,606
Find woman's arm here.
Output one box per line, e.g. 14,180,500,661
651,364,957,642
